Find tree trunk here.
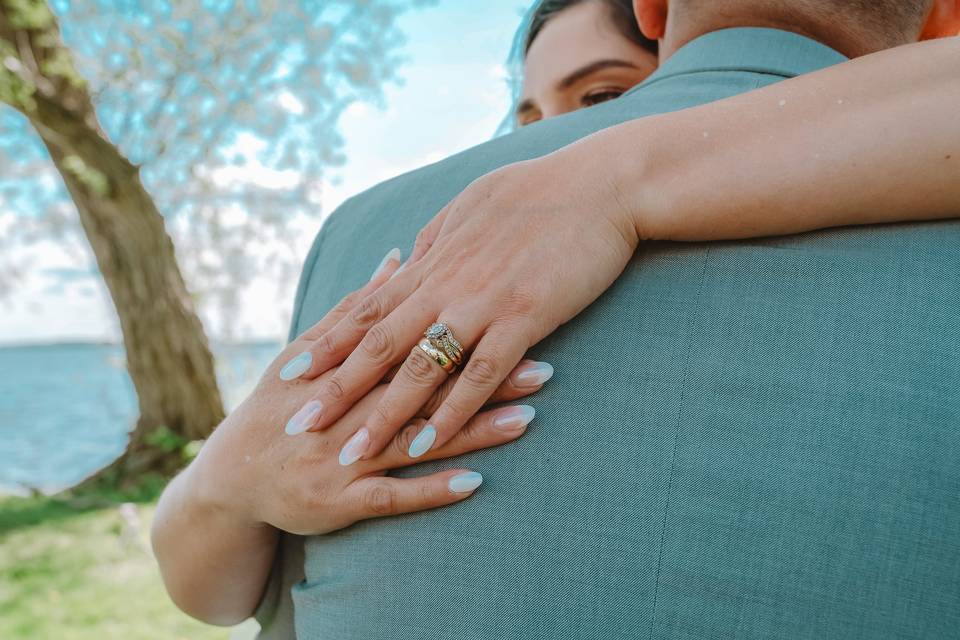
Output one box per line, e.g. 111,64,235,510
1,2,225,487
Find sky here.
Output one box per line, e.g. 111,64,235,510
0,0,529,345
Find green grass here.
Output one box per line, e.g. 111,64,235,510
0,491,257,640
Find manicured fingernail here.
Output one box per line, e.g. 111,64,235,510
493,405,536,431
339,428,370,466
513,361,554,386
408,425,436,458
280,352,312,381
449,472,483,494
390,261,408,280
285,400,323,436
370,248,401,281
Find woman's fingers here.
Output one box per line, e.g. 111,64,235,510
334,312,487,455
279,248,403,381
416,358,554,417
344,469,485,522
304,282,425,379
370,403,536,471
283,292,440,437
332,358,551,464
292,295,442,435
343,389,543,524
301,248,402,342
415,325,531,457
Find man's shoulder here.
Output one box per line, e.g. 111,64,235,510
328,72,753,228
291,65,775,334
328,27,848,244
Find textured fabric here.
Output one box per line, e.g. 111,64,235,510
256,28,960,639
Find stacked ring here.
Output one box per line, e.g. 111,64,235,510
417,338,455,373
424,322,464,366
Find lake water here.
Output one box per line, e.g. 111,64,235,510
0,342,282,494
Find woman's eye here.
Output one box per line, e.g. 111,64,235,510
581,89,625,107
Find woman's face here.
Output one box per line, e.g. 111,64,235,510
517,1,658,127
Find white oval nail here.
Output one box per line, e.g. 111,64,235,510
285,400,323,436
449,472,483,494
514,362,554,386
339,428,370,466
493,405,536,431
390,261,408,280
408,425,436,458
280,351,313,381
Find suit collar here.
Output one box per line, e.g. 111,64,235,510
628,27,848,95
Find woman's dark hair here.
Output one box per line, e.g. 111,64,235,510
497,0,657,135
523,0,657,57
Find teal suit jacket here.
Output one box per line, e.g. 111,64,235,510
257,28,960,639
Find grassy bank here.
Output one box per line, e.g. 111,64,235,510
0,491,257,640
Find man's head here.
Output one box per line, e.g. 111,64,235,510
632,0,960,59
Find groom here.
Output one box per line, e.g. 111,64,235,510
258,1,960,638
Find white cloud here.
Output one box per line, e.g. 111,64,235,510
196,132,303,190
205,164,302,190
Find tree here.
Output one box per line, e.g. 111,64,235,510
0,0,432,487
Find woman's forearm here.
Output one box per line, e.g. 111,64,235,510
150,440,278,627
590,37,960,242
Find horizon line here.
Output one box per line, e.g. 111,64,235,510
0,337,285,350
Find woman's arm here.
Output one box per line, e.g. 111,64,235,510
151,451,279,626
273,36,959,464
150,259,546,626
609,37,960,241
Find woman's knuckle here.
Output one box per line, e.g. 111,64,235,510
403,349,439,385
351,296,383,327
390,430,411,459
503,287,539,317
420,483,435,502
360,323,395,364
316,332,336,357
325,377,346,401
393,421,422,457
365,484,397,515
414,228,432,247
335,291,359,314
463,355,500,387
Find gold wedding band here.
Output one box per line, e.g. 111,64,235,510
424,322,464,366
417,339,455,373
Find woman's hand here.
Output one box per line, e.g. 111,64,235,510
199,256,547,534
152,259,549,625
197,354,542,536
275,142,643,462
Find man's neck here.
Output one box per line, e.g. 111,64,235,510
660,11,894,61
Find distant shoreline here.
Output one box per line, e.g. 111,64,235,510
0,339,284,350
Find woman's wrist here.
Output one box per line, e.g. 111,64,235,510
152,435,279,626
185,419,270,533
557,116,681,244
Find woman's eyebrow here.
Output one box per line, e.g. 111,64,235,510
556,59,639,90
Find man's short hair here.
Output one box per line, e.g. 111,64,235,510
838,0,932,36
681,0,933,44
